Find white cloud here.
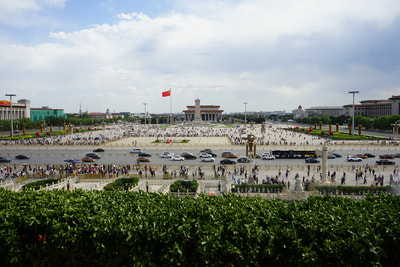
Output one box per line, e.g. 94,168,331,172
1,0,400,113
0,0,68,26
0,0,39,11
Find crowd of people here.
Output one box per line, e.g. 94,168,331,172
1,122,399,190
0,122,332,147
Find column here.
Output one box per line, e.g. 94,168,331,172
322,142,329,184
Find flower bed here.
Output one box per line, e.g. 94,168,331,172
152,139,190,144
286,127,384,140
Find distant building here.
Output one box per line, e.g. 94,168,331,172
292,105,308,119
88,109,112,120
343,99,392,118
183,99,223,121
305,106,344,117
0,99,31,120
111,113,125,119
30,106,67,121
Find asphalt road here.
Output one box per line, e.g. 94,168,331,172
0,146,397,167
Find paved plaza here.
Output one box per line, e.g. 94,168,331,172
1,122,400,193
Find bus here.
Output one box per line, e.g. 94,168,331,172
271,149,317,159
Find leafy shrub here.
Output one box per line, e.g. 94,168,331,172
170,180,198,192
0,191,400,266
103,177,139,191
21,178,61,191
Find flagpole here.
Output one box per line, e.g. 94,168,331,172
170,88,172,125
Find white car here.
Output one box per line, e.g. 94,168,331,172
172,156,185,161
129,148,142,154
201,157,215,162
199,152,212,158
160,152,174,158
262,155,275,160
346,156,362,162
261,152,271,157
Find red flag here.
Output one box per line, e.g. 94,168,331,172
162,89,171,97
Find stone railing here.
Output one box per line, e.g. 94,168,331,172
169,190,198,198
158,182,171,194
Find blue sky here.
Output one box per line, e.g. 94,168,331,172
1,0,400,114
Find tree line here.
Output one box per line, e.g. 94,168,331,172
296,115,400,131
0,113,173,131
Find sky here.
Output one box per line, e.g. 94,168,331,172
1,0,400,115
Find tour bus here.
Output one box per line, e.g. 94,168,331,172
271,149,317,159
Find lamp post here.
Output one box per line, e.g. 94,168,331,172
243,102,248,124
143,103,148,125
348,91,359,137
5,94,16,137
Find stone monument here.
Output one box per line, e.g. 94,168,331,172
321,141,329,184
294,178,303,191
194,98,201,122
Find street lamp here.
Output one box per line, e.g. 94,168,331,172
243,102,248,124
143,103,148,125
348,91,359,137
6,94,16,137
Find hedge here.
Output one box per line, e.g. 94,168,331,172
170,180,198,192
103,177,139,191
0,190,399,266
21,178,62,191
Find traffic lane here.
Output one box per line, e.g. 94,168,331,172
2,154,398,168
0,147,398,166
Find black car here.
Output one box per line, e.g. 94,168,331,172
182,154,197,160
221,152,234,157
138,152,152,157
376,159,395,165
200,149,213,154
305,158,320,163
93,148,105,153
207,152,218,157
220,159,236,165
85,153,101,159
15,155,30,160
237,157,250,163
363,153,375,158
0,157,11,163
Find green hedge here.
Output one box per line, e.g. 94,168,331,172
103,177,139,191
21,178,62,191
234,183,284,193
170,180,198,192
1,190,400,266
315,185,394,195
0,129,101,140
